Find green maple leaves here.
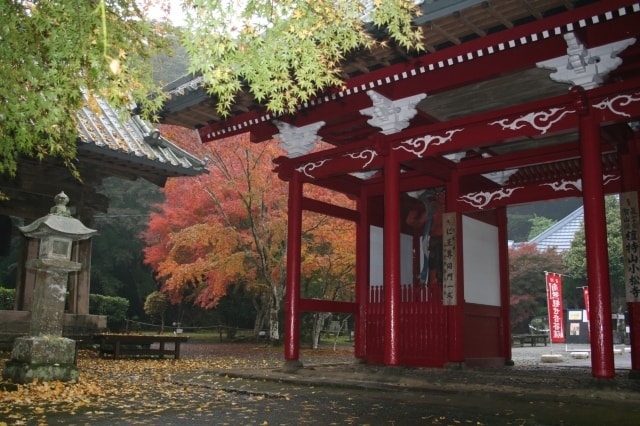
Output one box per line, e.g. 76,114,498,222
0,1,170,187
181,0,423,115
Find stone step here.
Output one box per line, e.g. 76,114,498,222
540,353,564,363
570,351,589,359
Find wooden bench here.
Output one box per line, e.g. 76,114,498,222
512,334,549,347
94,334,189,359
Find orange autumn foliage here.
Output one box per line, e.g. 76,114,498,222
142,127,355,311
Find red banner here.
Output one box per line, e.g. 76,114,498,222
546,273,565,343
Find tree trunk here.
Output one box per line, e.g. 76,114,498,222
252,292,268,337
267,285,283,342
311,312,331,349
268,298,279,342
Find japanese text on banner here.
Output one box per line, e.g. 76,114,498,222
546,272,565,343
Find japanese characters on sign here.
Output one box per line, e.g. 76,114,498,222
546,272,565,343
620,192,640,303
442,212,457,306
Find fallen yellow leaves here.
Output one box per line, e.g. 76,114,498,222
0,351,225,425
1,343,353,425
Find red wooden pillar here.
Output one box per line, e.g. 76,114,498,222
446,171,464,363
575,88,615,379
497,207,513,365
630,301,640,376
383,145,401,365
619,132,640,375
284,171,303,367
355,190,369,360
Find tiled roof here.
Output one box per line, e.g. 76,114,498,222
75,95,207,176
528,206,584,252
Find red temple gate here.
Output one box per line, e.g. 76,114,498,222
162,0,640,380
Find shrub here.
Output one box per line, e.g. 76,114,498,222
0,287,15,310
90,294,129,332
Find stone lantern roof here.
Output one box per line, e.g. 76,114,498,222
19,191,97,240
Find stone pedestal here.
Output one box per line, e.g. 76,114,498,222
3,336,78,383
2,191,95,384
28,258,82,336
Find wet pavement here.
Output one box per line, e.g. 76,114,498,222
143,342,640,425
2,342,640,425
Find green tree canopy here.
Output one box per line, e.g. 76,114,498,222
0,0,172,194
509,243,566,333
563,195,625,311
144,290,169,333
181,0,424,115
3,1,424,190
527,215,557,241
91,177,164,319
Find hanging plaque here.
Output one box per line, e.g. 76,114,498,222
442,212,457,306
620,191,640,303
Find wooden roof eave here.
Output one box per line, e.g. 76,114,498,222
193,0,638,145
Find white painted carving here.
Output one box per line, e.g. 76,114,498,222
360,91,426,134
536,33,636,89
296,159,329,179
458,187,522,209
603,174,620,186
541,174,619,192
345,149,378,169
541,179,582,192
594,92,640,118
394,129,463,158
273,120,325,158
489,108,574,135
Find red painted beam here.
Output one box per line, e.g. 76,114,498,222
391,79,640,161
455,171,622,211
274,77,640,185
196,0,640,144
299,298,358,314
301,197,359,222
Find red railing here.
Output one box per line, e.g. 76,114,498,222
365,284,448,367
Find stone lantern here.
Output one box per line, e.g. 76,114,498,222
3,191,97,383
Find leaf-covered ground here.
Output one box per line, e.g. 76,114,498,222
0,342,353,425
3,342,640,425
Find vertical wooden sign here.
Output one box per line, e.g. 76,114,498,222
442,212,457,306
620,191,640,303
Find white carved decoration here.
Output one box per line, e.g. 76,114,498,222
489,108,573,135
273,120,325,158
296,159,329,179
541,179,582,192
536,33,636,89
345,149,378,169
360,91,426,135
541,175,619,193
458,187,522,209
594,92,640,118
603,174,620,186
394,129,463,158
602,175,620,185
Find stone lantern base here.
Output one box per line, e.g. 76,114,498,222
2,336,78,384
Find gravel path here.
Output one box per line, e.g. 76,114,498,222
175,341,639,405
511,342,632,369
178,340,633,370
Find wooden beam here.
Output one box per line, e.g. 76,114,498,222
299,298,358,314
301,197,359,222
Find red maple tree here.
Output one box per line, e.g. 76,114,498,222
142,126,355,341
